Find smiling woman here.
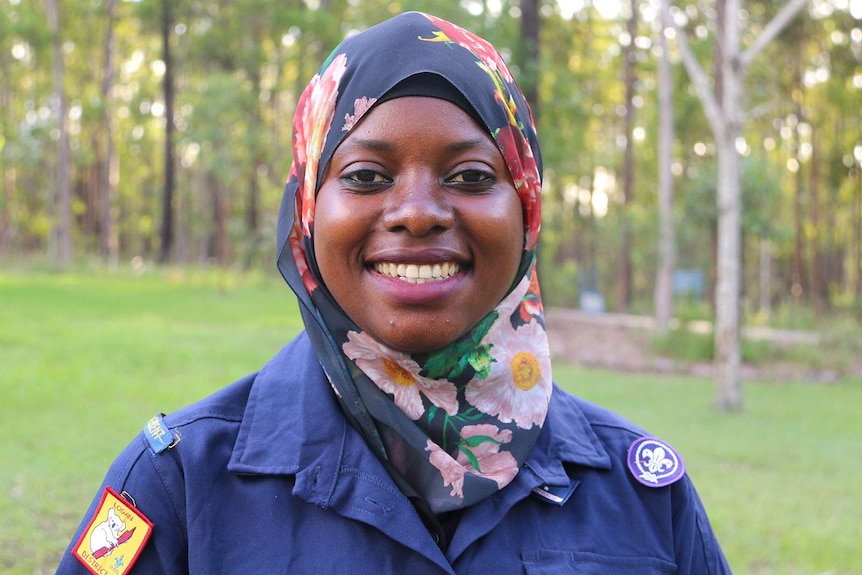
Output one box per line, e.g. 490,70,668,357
57,11,730,575
314,96,524,354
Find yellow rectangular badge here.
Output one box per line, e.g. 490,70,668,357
72,486,154,575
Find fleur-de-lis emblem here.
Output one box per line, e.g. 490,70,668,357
626,437,686,488
642,446,674,474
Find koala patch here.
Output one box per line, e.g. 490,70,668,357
72,487,153,575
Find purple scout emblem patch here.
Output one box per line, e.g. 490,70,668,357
627,436,685,488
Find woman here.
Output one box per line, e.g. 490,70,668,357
58,12,731,574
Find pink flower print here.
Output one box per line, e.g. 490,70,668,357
465,320,551,429
495,124,542,250
457,424,518,488
288,216,318,294
519,266,544,323
342,331,458,420
425,424,519,498
292,53,347,235
426,440,466,498
495,273,531,320
342,96,378,132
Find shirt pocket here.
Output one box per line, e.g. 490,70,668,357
522,549,677,574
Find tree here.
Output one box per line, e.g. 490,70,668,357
45,0,72,266
99,0,119,264
617,0,637,312
660,0,808,411
654,13,676,333
519,0,540,117
158,0,176,264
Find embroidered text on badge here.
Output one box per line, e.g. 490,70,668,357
627,436,685,488
144,413,175,454
72,486,154,575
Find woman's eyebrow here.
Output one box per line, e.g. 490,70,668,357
345,138,392,152
344,137,494,153
447,138,494,152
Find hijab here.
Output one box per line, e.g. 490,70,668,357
276,12,551,521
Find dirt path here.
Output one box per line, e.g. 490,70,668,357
544,308,846,383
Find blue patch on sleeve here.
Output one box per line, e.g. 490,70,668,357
144,414,175,454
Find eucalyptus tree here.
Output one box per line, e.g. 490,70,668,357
654,7,675,332
45,0,72,266
100,0,119,263
660,0,808,411
0,1,48,252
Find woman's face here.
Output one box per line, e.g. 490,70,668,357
313,97,525,354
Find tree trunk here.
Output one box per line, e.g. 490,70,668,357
661,0,805,412
791,24,807,304
46,0,72,266
100,0,119,265
654,20,675,332
246,51,263,244
714,131,743,411
792,148,806,302
759,237,772,317
617,0,636,312
712,0,744,412
0,59,12,254
856,168,862,316
209,170,228,266
519,0,540,119
715,0,726,109
808,129,824,314
158,0,176,264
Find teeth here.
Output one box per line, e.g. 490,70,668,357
374,262,461,283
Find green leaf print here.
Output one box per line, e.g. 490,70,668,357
458,444,481,472
461,435,502,448
422,311,498,380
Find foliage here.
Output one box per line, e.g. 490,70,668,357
1,1,861,319
0,266,301,573
650,327,780,364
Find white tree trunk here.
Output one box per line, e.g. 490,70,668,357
714,127,743,410
660,0,806,411
712,0,744,411
654,24,675,332
759,237,772,318
46,0,72,266
100,0,119,266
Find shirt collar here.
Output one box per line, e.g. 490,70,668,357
522,384,612,487
228,333,611,482
228,333,347,476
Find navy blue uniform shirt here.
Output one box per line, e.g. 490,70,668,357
57,332,731,574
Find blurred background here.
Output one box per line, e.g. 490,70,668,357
4,0,862,319
1,0,861,573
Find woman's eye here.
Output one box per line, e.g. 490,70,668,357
448,169,494,186
344,169,389,185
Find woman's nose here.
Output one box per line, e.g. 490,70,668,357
382,174,454,236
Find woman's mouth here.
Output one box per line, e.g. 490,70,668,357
373,262,461,284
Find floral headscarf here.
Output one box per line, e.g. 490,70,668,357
276,12,550,521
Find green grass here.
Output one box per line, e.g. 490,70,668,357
2,268,860,574
555,365,861,575
0,266,304,573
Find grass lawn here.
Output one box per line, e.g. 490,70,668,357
1,267,859,574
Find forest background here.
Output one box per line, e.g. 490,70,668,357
3,0,862,392
3,1,862,572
